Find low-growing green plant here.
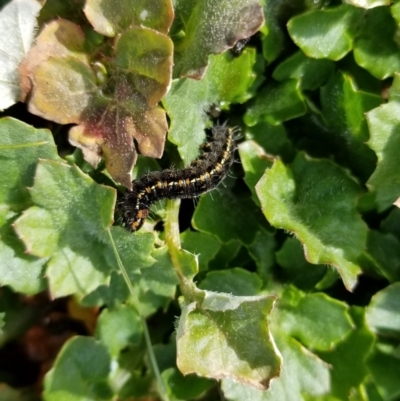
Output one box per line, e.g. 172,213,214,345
1,0,400,400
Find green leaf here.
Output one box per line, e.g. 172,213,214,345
0,0,42,110
276,237,327,291
366,283,400,338
354,7,400,79
43,336,113,401
0,118,59,294
177,291,281,390
163,49,261,163
320,71,380,181
367,349,400,401
181,230,221,272
346,0,390,7
287,4,362,60
256,153,367,290
96,304,143,358
199,268,262,296
273,50,335,91
192,187,262,246
84,0,174,36
133,246,179,317
276,290,353,351
244,80,306,126
162,367,215,401
366,75,400,211
239,140,273,206
14,160,117,299
318,307,375,400
366,231,400,282
172,0,264,79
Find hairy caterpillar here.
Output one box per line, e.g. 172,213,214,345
119,123,237,232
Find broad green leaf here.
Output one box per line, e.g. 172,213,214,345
244,80,306,127
287,4,362,60
0,0,41,110
239,140,273,206
199,268,262,296
96,304,143,357
273,50,335,90
366,283,400,338
320,71,380,181
14,160,117,299
163,49,261,163
0,118,59,294
172,0,264,79
366,76,400,211
256,153,367,290
43,336,113,401
181,230,221,272
162,367,215,401
276,290,353,351
84,0,174,36
276,237,326,291
354,7,400,79
177,291,281,390
193,187,263,246
367,349,400,401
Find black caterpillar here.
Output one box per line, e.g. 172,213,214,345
119,123,237,232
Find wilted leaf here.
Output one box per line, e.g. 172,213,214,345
173,0,264,79
177,290,281,390
0,0,42,110
256,153,367,290
84,0,174,37
22,19,173,188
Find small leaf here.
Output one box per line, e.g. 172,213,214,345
84,0,174,37
287,4,362,60
273,50,335,91
199,268,262,296
43,336,113,401
238,140,273,206
181,230,221,272
177,291,281,390
366,74,400,211
244,80,306,127
96,304,143,357
162,367,215,401
256,153,367,290
354,7,400,79
366,283,400,339
173,0,264,79
0,0,42,110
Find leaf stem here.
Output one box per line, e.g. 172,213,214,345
107,228,170,401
